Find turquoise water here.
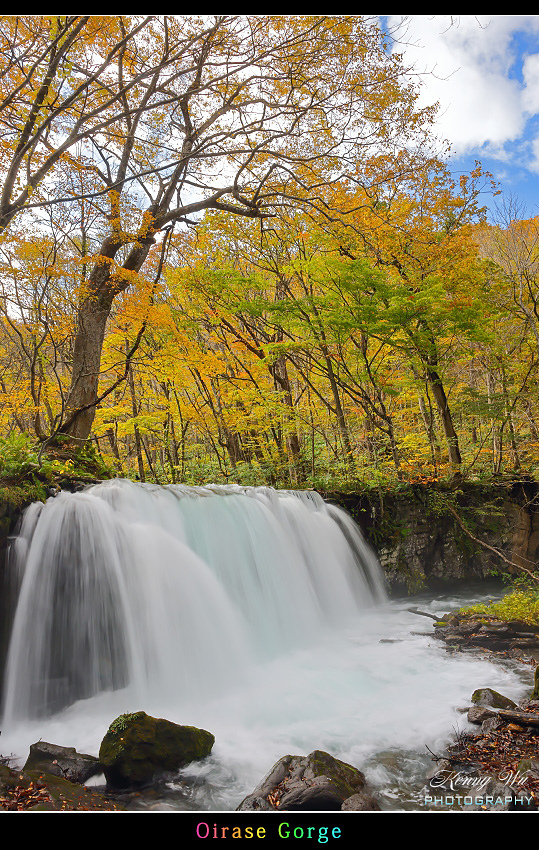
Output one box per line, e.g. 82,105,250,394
0,482,529,810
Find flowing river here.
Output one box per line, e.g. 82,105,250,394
0,480,530,811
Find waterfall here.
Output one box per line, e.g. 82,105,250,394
1,480,386,726
2,481,532,810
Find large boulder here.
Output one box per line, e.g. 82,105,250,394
238,750,378,811
99,711,214,789
23,741,102,785
471,688,517,710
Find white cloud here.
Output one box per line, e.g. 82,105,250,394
387,15,539,158
528,133,539,174
522,52,539,113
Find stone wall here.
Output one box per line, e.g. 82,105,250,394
322,480,539,596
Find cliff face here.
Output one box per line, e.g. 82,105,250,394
323,480,539,596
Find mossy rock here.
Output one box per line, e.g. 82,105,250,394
99,711,214,789
24,770,123,811
471,688,517,709
238,749,372,811
302,750,365,797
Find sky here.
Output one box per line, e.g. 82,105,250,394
384,15,539,221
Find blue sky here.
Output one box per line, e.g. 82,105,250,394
385,16,539,220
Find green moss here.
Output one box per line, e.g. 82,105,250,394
107,712,144,735
99,711,215,789
0,482,47,512
404,569,427,595
460,590,539,626
304,751,365,801
471,688,517,709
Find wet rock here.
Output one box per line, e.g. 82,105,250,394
341,791,381,810
517,758,539,777
467,706,496,725
482,715,504,733
471,688,517,709
238,750,379,812
24,770,123,810
99,711,214,790
426,759,453,781
0,763,122,811
23,741,101,785
477,621,509,633
236,794,274,811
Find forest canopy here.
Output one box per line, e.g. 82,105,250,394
0,15,536,489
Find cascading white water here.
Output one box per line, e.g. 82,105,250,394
1,481,530,810
2,480,386,726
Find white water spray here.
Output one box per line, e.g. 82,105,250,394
2,480,385,725
1,481,528,810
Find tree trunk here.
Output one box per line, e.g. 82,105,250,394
411,321,462,467
127,342,145,482
59,234,153,443
323,351,355,470
486,371,500,473
426,365,462,467
270,352,304,481
61,291,114,443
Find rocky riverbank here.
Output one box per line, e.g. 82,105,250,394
0,714,383,813
0,712,215,812
423,611,539,811
237,750,381,812
425,693,539,811
433,610,539,657
0,760,123,811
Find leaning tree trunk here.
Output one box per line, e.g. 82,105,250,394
426,365,462,467
414,322,462,468
270,352,304,481
62,290,114,443
60,236,153,444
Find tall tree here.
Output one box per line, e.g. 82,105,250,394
477,200,539,361
0,15,437,443
327,163,491,468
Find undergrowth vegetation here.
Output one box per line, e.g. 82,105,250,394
460,588,539,626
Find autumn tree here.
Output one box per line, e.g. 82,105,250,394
477,200,539,361
473,199,539,471
0,210,83,438
0,15,439,444
323,163,494,469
